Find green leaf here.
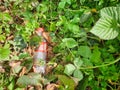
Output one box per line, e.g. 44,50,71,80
82,58,93,67
15,88,25,90
71,16,80,23
58,0,71,9
50,22,56,31
100,7,120,23
0,47,10,60
68,24,80,34
30,36,41,46
8,80,15,90
74,58,83,69
90,17,119,40
73,69,83,81
4,43,10,48
0,87,4,90
40,4,48,13
80,11,92,23
76,76,89,90
66,0,71,4
0,12,12,21
90,7,120,40
58,1,66,9
62,38,78,48
108,45,116,53
80,0,86,5
17,75,33,87
78,46,91,58
57,75,75,90
17,73,42,87
21,58,33,73
12,65,22,74
64,64,76,75
90,46,101,64
0,35,5,42
19,53,30,59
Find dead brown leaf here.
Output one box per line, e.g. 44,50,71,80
26,85,42,90
0,6,6,12
7,35,14,40
35,85,42,90
46,83,59,90
45,63,57,75
47,46,54,61
27,46,34,55
19,66,27,76
0,65,5,73
42,32,51,44
9,61,21,67
26,85,34,90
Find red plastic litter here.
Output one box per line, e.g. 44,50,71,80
33,27,47,74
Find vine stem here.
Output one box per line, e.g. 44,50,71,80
80,57,120,69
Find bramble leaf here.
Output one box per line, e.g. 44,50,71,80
62,38,78,48
78,46,91,58
57,75,75,90
73,69,83,81
74,58,83,69
64,64,76,75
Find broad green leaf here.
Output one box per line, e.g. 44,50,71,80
68,24,80,34
73,69,83,81
56,21,63,26
64,64,76,75
21,58,33,73
0,47,10,60
80,11,92,23
62,38,78,48
76,76,89,90
90,7,120,40
58,1,66,9
50,22,56,31
12,65,22,74
66,0,71,4
100,7,120,23
17,73,42,87
15,88,25,90
59,0,71,9
0,35,5,42
40,4,48,13
90,17,119,40
0,87,4,90
57,75,75,90
108,45,116,53
78,46,91,58
4,43,10,48
82,58,93,67
0,12,12,21
29,35,41,46
19,53,30,59
17,75,35,87
80,0,86,5
71,16,80,23
22,11,33,20
74,58,83,69
8,80,15,90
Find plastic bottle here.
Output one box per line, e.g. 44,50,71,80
33,28,47,74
